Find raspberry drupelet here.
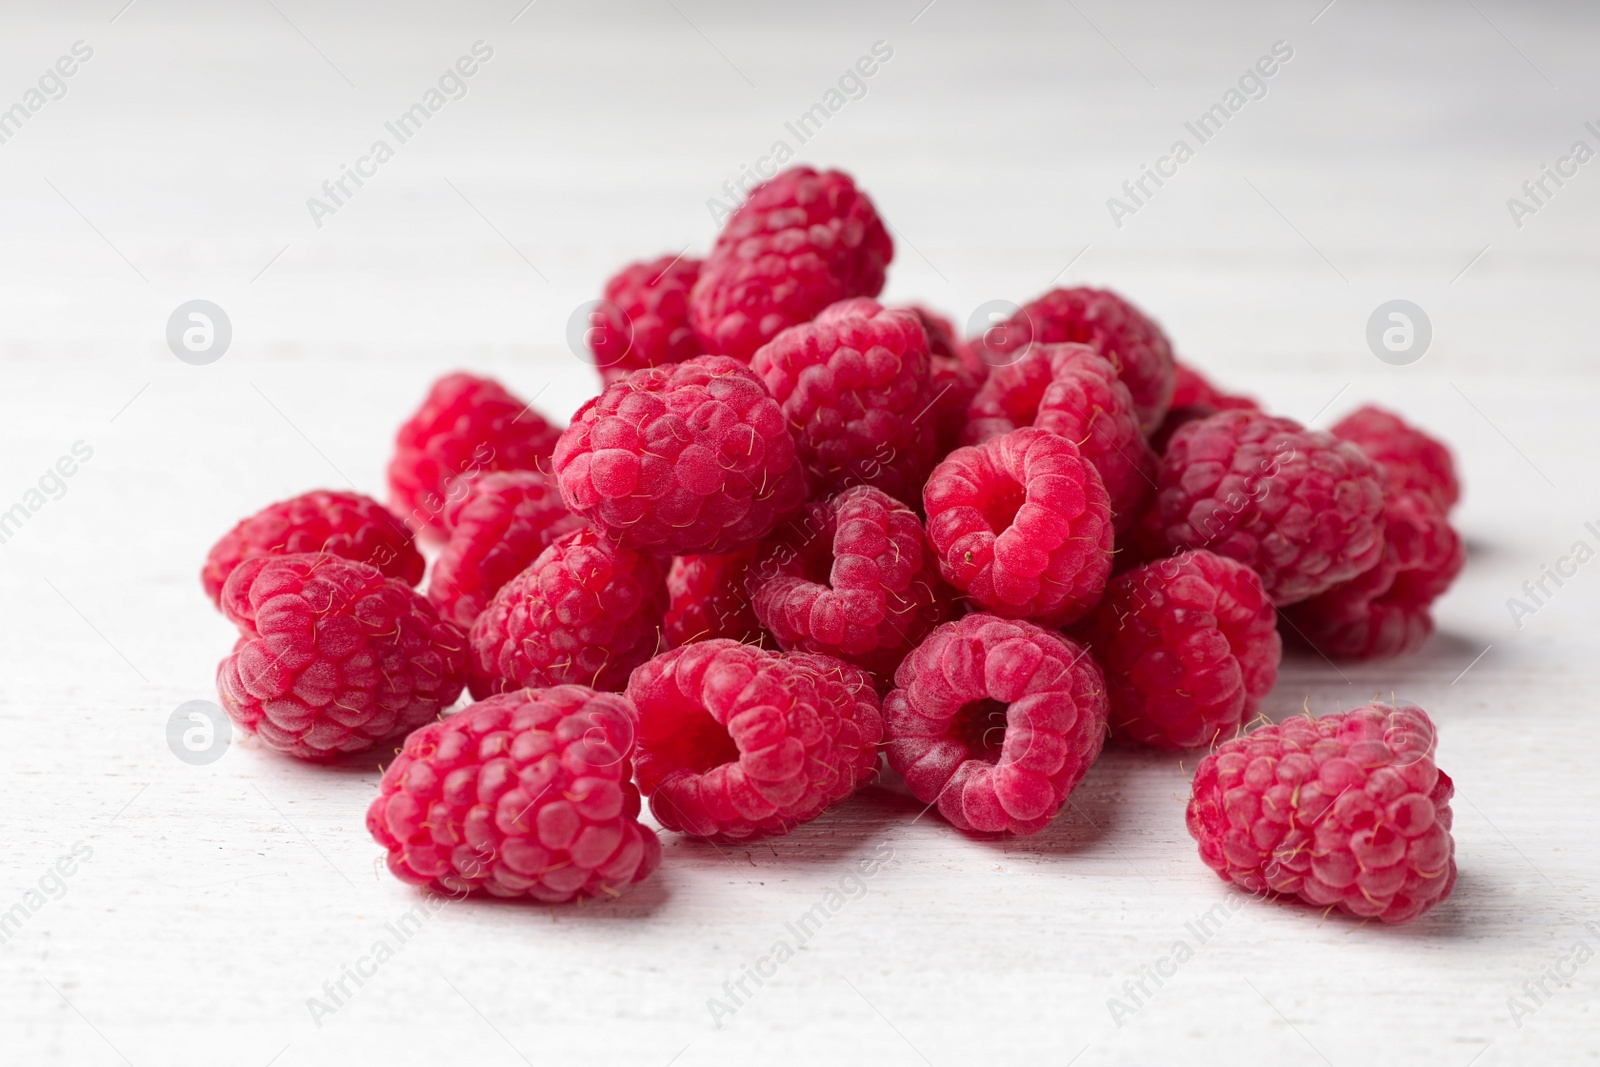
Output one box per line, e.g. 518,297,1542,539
1331,404,1460,513
215,553,467,761
1154,410,1387,606
627,640,883,840
750,298,937,503
962,342,1157,532
751,485,949,683
468,527,667,698
883,614,1109,835
975,287,1176,436
1186,702,1457,924
923,427,1114,625
587,254,704,386
367,686,660,903
1281,490,1463,660
1077,550,1281,749
201,490,423,607
690,166,893,362
428,470,587,629
552,355,806,556
388,372,562,536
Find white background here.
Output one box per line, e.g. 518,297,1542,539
2,1,1597,1064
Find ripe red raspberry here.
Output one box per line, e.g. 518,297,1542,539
750,298,937,503
963,343,1157,532
587,254,704,386
1077,550,1280,749
977,287,1176,435
690,166,893,362
1281,491,1463,659
923,427,1114,625
1152,361,1261,453
1186,702,1456,923
201,490,422,607
427,471,587,629
628,640,882,840
751,485,949,682
366,686,660,903
1331,405,1460,513
883,614,1108,835
216,554,467,761
663,547,768,649
388,373,561,536
468,528,666,698
1154,410,1387,605
553,355,805,555
903,305,988,458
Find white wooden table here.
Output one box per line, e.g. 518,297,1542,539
2,1,1597,1063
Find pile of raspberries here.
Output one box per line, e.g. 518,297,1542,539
202,166,1461,922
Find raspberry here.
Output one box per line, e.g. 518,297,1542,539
366,686,660,903
923,427,1114,624
201,490,422,607
1185,702,1456,923
468,528,666,698
751,485,949,682
553,355,805,556
628,640,882,840
388,373,561,536
587,254,704,386
427,471,587,629
904,305,988,458
1281,491,1463,659
690,167,892,363
1155,410,1387,605
750,298,937,503
216,554,467,760
1152,362,1261,453
1077,550,1280,749
962,343,1157,532
663,547,768,648
977,287,1176,435
1331,405,1460,513
882,614,1108,835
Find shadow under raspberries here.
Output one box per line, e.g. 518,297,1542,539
984,746,1177,858
653,783,916,873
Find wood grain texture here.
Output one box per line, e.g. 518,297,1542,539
1,1,1597,1063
